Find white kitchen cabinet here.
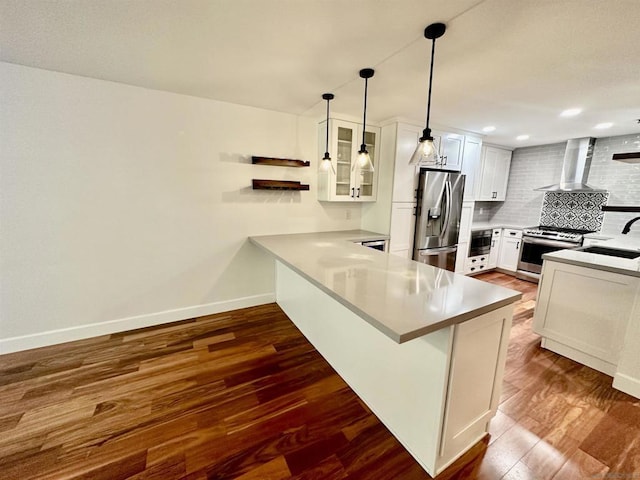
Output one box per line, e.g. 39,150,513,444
438,307,512,470
533,260,638,375
466,254,489,275
318,119,380,202
391,124,421,203
497,229,522,271
460,135,482,200
458,201,474,245
389,202,416,259
455,202,474,273
477,146,512,201
455,242,468,273
487,229,502,269
436,131,464,171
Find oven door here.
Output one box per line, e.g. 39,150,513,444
517,236,577,282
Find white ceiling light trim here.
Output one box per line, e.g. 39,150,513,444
560,108,582,117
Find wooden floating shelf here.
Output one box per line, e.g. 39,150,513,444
252,179,310,191
612,152,640,163
252,156,310,167
601,205,640,213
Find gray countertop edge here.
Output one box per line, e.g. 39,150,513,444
542,253,640,278
470,223,528,232
251,237,523,344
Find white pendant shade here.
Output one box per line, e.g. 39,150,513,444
320,155,336,174
352,149,374,172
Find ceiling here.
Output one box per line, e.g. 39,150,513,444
2,0,639,148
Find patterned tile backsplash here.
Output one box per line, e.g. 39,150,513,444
539,192,609,231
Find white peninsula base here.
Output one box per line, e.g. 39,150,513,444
276,261,513,476
533,257,640,399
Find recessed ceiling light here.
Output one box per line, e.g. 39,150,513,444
516,135,530,141
560,108,582,117
482,126,496,132
594,122,613,129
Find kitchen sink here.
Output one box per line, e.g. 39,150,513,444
581,246,640,259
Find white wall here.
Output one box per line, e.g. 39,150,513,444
589,134,640,238
491,135,640,239
0,62,362,352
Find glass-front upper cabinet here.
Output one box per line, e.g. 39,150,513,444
317,118,380,202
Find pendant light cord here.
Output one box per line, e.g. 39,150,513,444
325,98,330,154
361,77,368,148
425,36,437,130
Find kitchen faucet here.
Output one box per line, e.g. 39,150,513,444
622,216,640,234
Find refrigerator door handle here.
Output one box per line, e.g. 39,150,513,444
429,181,447,219
440,180,452,239
418,245,458,256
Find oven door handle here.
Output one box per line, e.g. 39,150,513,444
522,236,579,248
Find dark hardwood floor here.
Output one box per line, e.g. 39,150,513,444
1,272,639,479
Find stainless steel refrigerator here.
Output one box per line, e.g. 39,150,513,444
412,168,465,271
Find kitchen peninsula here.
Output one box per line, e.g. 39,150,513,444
250,230,521,476
533,237,640,399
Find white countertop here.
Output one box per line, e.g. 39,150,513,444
583,232,640,248
543,239,640,277
471,223,529,232
250,230,521,343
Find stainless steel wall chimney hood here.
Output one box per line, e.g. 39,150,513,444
536,137,606,192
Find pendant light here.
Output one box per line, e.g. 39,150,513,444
353,68,375,172
409,22,446,166
320,93,336,174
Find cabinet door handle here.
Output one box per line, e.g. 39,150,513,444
414,189,418,199
443,155,448,165
356,187,361,198
413,206,417,216
491,240,495,247
351,187,355,198
516,241,520,249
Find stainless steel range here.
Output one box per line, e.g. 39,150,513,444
516,226,593,282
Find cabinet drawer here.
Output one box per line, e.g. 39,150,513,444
502,229,522,239
466,255,488,274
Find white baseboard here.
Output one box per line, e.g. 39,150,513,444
0,293,275,355
613,373,640,400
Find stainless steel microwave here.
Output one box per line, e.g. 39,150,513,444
469,229,492,257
